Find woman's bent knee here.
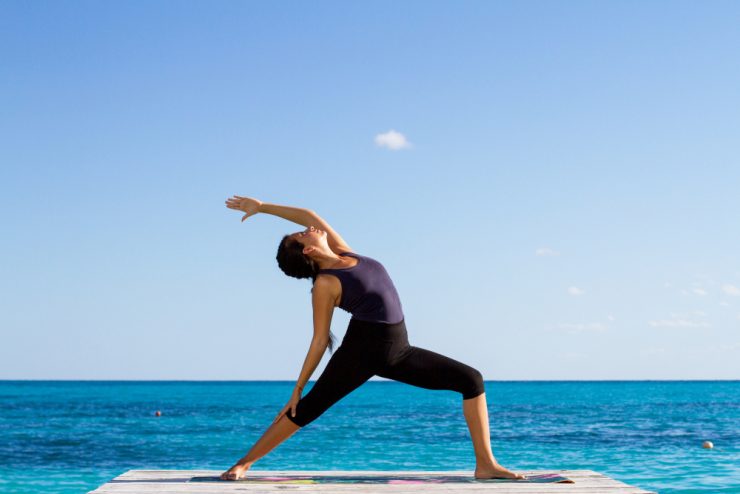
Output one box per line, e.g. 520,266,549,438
284,412,306,427
462,367,485,400
284,399,323,427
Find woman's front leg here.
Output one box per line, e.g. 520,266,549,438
463,393,524,479
220,414,301,480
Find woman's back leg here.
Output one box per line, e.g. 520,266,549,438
377,345,485,399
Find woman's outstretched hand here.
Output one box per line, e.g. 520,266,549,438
272,387,302,424
225,195,263,222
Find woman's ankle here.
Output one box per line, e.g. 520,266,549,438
474,454,497,467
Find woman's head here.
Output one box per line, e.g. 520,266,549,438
275,226,327,282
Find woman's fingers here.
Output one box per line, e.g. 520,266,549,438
226,197,260,220
226,197,249,213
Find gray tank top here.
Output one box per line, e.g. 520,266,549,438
318,252,404,324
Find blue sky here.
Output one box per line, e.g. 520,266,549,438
1,1,738,380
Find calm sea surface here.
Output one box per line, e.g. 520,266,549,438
0,381,738,494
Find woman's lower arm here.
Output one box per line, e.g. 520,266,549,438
259,202,316,228
295,338,329,391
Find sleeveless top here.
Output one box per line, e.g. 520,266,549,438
318,252,404,324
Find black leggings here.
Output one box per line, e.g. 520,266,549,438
285,317,485,427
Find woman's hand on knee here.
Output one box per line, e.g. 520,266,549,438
273,388,301,424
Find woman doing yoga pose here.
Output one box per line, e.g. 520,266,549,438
220,196,523,481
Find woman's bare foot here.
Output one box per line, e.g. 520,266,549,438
474,461,526,480
220,462,251,481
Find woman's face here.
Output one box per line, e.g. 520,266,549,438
289,225,326,250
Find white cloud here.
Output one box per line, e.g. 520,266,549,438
692,288,707,296
719,301,730,307
649,319,710,328
649,311,711,329
374,130,412,150
567,286,584,296
555,322,607,333
607,314,615,321
722,284,740,296
671,310,708,318
536,247,560,257
664,282,673,288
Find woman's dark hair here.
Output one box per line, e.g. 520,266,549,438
276,234,338,352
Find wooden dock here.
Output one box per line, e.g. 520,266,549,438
89,469,656,493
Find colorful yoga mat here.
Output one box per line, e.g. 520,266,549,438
190,473,573,484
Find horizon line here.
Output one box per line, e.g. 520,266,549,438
1,378,738,383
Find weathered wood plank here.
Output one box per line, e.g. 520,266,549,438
94,488,653,494
114,470,614,480
95,487,651,493
89,470,656,494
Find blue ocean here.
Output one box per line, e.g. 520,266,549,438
0,381,737,494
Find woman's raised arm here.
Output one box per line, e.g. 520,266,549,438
226,196,313,225
226,196,352,253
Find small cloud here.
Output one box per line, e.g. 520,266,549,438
664,282,673,288
670,310,708,318
607,314,615,321
649,311,710,329
536,247,560,257
567,286,584,296
555,322,607,333
374,129,412,150
719,301,730,307
692,288,707,296
722,284,740,297
649,319,710,328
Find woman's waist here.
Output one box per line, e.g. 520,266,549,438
344,316,407,342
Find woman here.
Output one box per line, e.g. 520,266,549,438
220,196,523,481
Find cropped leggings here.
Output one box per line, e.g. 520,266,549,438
285,317,485,427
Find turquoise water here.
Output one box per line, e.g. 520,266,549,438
0,381,738,494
